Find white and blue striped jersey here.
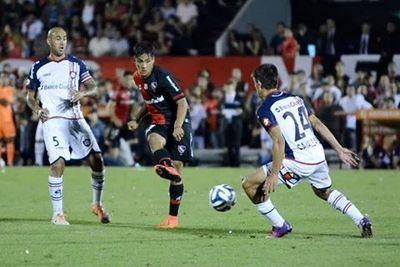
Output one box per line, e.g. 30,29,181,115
257,91,325,164
27,55,92,119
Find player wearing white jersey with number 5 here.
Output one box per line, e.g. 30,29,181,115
26,27,110,225
242,64,372,238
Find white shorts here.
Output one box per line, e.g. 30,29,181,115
262,158,331,189
43,118,101,164
35,120,44,142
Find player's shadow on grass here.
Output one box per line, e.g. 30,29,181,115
0,217,49,223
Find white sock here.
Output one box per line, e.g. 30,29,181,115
256,199,285,227
327,190,364,225
49,176,63,215
91,170,105,205
35,141,44,166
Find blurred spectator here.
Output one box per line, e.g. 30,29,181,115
21,14,44,57
295,23,313,55
339,85,373,151
227,30,244,55
282,28,298,73
189,69,215,99
81,0,95,26
0,72,16,166
71,30,89,58
230,68,248,98
1,24,25,57
320,18,341,74
393,138,400,169
293,70,312,104
313,75,342,107
377,22,400,78
352,22,377,54
103,124,124,166
362,135,393,169
42,0,63,27
87,107,106,151
245,28,267,56
144,10,166,40
110,30,129,57
308,63,324,90
315,92,345,148
387,61,397,82
3,0,24,27
176,0,198,30
351,69,368,88
204,89,222,148
88,29,111,57
32,32,48,58
334,61,349,92
270,21,286,55
160,0,177,19
189,95,207,149
221,80,244,167
155,31,173,55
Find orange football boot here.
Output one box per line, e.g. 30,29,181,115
92,204,110,224
154,162,181,182
157,215,179,229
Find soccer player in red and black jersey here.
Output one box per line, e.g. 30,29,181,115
128,41,193,228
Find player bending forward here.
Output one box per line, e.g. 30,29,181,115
242,64,372,238
26,27,110,225
128,42,193,228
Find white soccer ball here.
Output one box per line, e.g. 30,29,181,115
209,184,237,212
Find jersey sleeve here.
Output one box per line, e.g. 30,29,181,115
162,73,185,101
77,59,92,84
257,105,278,132
26,63,40,91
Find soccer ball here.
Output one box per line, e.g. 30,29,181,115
209,184,237,212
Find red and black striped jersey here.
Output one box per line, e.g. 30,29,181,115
133,65,189,125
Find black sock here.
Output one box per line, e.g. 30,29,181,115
169,183,184,216
153,149,172,166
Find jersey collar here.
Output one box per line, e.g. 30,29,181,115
266,89,282,98
48,54,67,62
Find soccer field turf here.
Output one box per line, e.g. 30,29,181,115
0,167,399,266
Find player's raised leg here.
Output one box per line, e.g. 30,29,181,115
148,132,181,182
312,186,372,237
158,160,184,229
88,151,110,224
242,166,291,238
49,158,69,225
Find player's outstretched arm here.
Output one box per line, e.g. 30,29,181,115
71,78,98,103
26,90,49,122
127,105,147,131
263,126,285,194
173,98,189,141
309,114,359,167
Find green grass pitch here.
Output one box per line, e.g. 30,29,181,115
0,167,399,266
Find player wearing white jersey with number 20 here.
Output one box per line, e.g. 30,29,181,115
26,27,110,225
241,64,372,238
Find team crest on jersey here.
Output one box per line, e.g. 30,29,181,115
150,82,158,91
83,138,91,147
262,118,270,127
177,145,186,155
70,70,77,79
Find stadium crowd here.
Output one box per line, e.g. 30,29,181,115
0,0,242,57
0,0,399,169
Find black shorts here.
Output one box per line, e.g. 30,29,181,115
146,122,193,163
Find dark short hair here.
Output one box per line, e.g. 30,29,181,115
133,41,155,58
252,64,279,89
